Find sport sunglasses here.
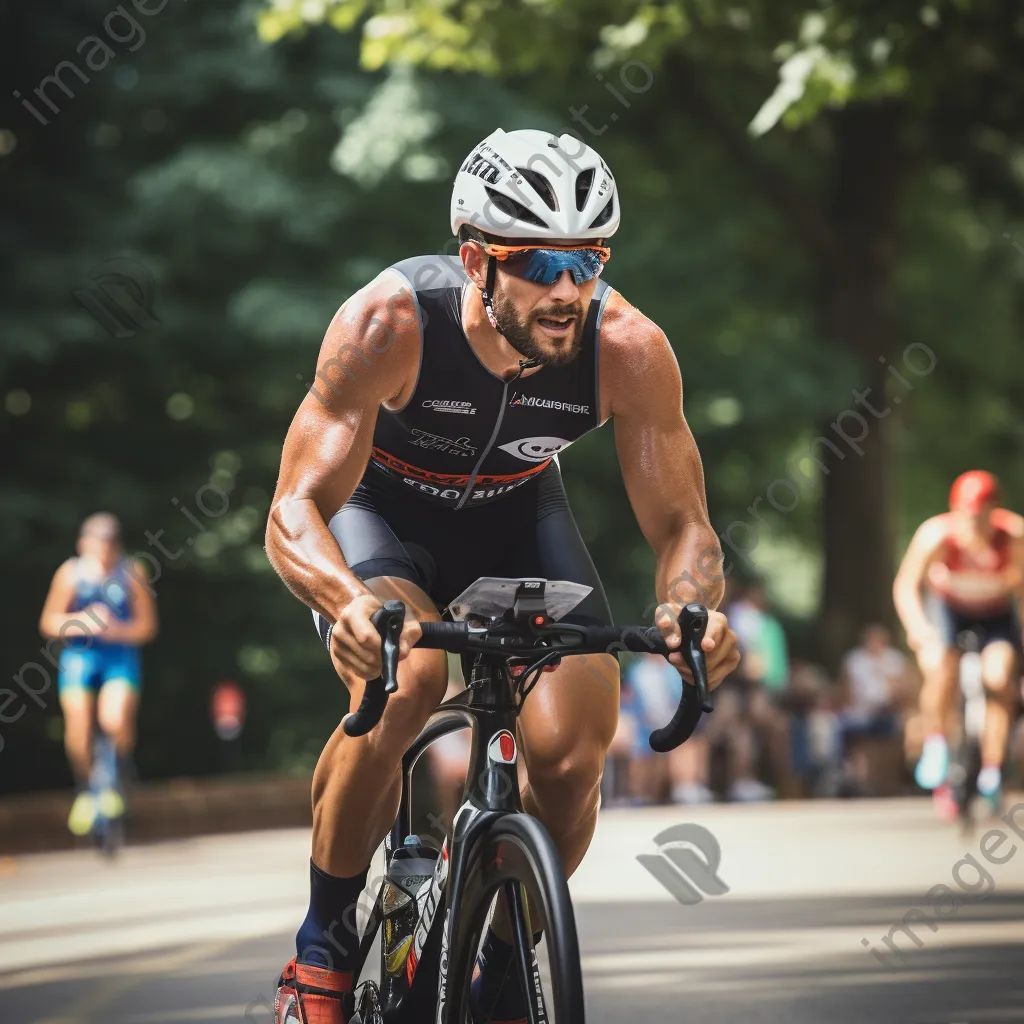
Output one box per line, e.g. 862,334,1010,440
482,242,611,286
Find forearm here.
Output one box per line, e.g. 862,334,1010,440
40,610,101,640
654,522,725,611
107,619,158,645
893,581,933,638
266,496,370,622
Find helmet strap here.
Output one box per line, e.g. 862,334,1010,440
478,252,540,376
481,254,500,331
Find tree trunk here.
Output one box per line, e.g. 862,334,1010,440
818,102,908,669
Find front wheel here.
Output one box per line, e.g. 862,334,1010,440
446,814,584,1024
950,735,982,834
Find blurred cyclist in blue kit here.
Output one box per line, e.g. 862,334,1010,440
39,513,158,836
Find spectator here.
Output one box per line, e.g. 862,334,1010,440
707,582,791,802
729,583,789,693
604,656,712,805
836,624,916,795
787,660,844,797
631,654,713,804
605,673,642,805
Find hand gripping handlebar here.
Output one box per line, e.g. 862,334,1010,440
341,601,406,738
341,601,714,751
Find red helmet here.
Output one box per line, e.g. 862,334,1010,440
949,470,1000,514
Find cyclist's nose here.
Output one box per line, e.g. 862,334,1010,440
548,270,579,302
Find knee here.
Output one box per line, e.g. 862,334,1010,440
982,645,1018,692
984,673,1019,707
314,653,447,788
919,646,955,678
379,652,448,739
528,746,603,815
98,704,132,741
97,707,125,737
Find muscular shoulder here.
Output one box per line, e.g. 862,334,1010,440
992,508,1024,538
55,557,79,583
314,268,421,408
914,514,951,552
124,556,150,581
597,290,679,422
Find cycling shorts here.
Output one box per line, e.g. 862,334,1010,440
58,645,142,696
313,461,612,649
933,600,1022,653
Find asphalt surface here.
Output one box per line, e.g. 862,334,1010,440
3,796,1024,1024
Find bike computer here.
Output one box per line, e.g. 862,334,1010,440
446,577,592,623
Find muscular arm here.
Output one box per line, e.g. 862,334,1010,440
39,560,84,639
266,272,420,624
996,510,1024,603
107,563,159,645
602,298,724,612
893,517,946,646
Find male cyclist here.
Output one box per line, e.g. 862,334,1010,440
893,470,1024,813
39,513,158,836
266,129,740,1024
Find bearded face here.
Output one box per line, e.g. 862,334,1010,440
491,285,588,367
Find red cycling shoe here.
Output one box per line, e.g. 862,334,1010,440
274,958,353,1024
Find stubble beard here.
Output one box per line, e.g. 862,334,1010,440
492,293,585,367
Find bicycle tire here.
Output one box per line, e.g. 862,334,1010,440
445,813,584,1024
955,737,982,834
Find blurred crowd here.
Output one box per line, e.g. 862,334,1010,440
426,581,1024,811
603,582,1024,806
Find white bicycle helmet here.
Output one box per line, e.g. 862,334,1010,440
451,128,620,242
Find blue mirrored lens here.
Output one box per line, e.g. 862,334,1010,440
514,249,604,286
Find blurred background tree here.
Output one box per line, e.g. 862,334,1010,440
2,0,1022,792
262,0,1024,673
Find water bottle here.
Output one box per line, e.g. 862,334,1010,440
380,835,439,1007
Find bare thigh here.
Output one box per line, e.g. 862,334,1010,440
96,680,138,747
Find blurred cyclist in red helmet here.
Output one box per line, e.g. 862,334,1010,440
894,471,1024,813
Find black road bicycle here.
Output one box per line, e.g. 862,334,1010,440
334,577,713,1024
948,627,989,832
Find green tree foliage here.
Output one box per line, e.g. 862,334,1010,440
262,0,1024,660
1,0,541,790
3,1,1023,791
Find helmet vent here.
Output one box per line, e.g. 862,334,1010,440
588,196,615,230
575,169,595,211
484,187,548,229
516,167,558,212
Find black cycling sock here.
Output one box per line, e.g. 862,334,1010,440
294,860,369,971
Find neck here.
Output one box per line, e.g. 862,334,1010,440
957,515,993,542
461,286,542,382
82,553,118,575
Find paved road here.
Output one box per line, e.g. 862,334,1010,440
3,796,1024,1023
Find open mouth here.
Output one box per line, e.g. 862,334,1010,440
536,315,575,335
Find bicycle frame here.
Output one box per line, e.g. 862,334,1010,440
350,651,529,1024
342,592,710,1022
958,637,987,742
